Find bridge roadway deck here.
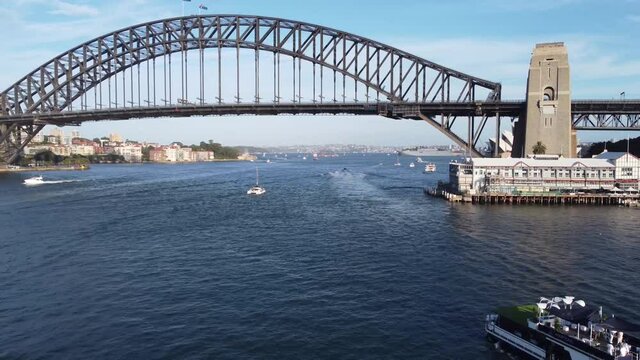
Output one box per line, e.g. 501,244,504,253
0,100,639,126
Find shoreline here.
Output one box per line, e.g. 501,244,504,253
0,166,88,173
0,159,250,173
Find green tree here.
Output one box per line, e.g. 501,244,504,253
34,150,58,164
532,141,547,155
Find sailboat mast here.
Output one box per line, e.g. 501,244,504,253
256,166,259,185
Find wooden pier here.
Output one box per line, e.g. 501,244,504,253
425,187,640,206
470,193,638,206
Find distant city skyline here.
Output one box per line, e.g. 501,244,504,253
2,0,639,145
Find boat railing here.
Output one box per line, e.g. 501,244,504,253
539,324,616,360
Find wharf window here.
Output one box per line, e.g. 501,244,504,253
622,167,633,176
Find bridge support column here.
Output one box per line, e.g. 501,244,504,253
513,42,574,157
0,123,44,165
0,123,12,165
494,112,501,157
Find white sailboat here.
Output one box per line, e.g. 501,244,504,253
394,153,401,166
247,167,266,195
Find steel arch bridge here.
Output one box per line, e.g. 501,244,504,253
0,14,505,163
1,15,639,164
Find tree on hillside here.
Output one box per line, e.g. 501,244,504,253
532,141,547,155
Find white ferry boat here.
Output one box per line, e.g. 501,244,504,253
486,296,640,360
23,176,44,186
424,163,436,173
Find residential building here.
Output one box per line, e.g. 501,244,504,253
32,133,44,143
70,144,95,156
114,143,143,162
50,128,64,143
177,147,192,162
24,144,71,157
149,148,165,162
44,135,59,144
191,151,215,162
109,133,123,143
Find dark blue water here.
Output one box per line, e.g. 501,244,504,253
1,154,639,359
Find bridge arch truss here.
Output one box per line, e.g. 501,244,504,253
0,15,503,163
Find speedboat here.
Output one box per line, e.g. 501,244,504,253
424,163,436,173
23,176,44,186
486,296,640,360
247,167,266,195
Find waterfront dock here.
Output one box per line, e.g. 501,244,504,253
425,187,640,206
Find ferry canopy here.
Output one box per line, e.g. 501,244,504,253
602,317,640,332
548,304,600,325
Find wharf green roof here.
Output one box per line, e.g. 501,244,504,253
496,304,538,326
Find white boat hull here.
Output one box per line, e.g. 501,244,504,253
247,187,266,195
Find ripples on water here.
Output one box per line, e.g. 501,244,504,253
1,155,638,359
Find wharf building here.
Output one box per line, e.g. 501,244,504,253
449,152,640,195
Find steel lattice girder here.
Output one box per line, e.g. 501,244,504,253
0,15,501,117
573,114,640,130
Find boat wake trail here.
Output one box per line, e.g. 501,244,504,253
325,169,366,180
25,179,81,186
43,180,79,184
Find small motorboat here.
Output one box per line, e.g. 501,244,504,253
409,162,415,168
424,163,436,173
23,175,44,185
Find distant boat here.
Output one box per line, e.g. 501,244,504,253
312,153,318,161
266,159,271,163
416,157,424,163
23,175,44,186
409,162,415,168
302,156,307,160
247,167,266,195
424,163,436,173
394,154,401,166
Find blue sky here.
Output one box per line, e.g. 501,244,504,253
1,0,639,146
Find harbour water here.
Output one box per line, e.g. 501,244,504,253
1,154,638,359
